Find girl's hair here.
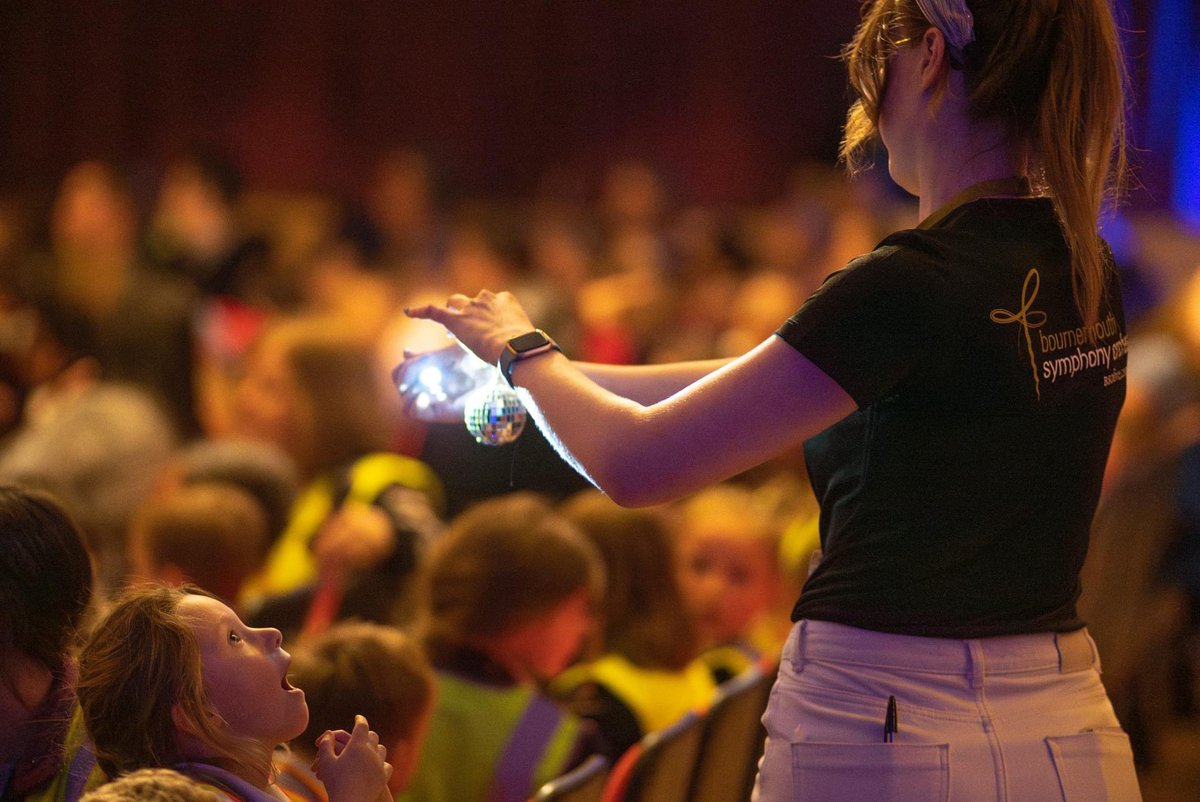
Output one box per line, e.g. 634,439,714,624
560,491,698,671
76,584,270,781
421,493,604,665
289,621,434,755
0,484,93,675
840,0,1128,331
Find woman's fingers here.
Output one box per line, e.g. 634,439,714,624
405,303,453,323
404,288,535,365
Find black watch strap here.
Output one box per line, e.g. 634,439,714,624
498,330,561,388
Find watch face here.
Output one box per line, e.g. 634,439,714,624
509,330,550,353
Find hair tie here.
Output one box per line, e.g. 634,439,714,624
914,0,975,68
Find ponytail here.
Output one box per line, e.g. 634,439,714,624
1033,0,1128,332
968,0,1127,331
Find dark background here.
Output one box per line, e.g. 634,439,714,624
0,0,1179,211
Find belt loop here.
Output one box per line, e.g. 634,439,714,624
1055,629,1094,673
967,641,985,689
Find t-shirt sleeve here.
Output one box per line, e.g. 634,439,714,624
775,243,950,407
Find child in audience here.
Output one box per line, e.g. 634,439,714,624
76,584,392,802
403,493,604,802
79,768,221,802
0,483,102,801
230,316,444,639
554,490,716,762
675,484,788,682
275,621,435,800
168,437,300,556
127,483,270,607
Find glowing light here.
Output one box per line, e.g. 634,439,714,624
418,366,443,389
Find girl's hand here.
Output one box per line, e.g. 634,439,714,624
405,290,535,366
313,715,393,802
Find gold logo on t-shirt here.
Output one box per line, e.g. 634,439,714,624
990,268,1046,400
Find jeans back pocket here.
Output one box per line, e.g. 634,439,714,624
1046,730,1141,801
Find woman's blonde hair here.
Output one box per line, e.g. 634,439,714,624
841,0,1128,331
77,584,272,781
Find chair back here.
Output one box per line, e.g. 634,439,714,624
689,664,776,802
604,711,705,802
532,754,609,802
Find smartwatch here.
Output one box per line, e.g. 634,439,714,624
498,329,561,388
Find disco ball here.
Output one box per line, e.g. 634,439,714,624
464,381,527,446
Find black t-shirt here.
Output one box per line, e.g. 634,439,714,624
776,197,1127,638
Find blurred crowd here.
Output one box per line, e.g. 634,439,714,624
2,143,1200,799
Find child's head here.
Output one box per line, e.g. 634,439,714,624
128,483,270,605
0,483,93,678
171,437,299,545
78,584,308,784
675,484,783,649
79,768,221,802
559,490,698,670
422,493,604,682
288,621,435,794
232,317,393,478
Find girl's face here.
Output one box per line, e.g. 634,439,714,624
677,532,778,648
178,594,309,747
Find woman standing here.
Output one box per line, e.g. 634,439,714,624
402,0,1139,797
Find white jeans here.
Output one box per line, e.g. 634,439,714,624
752,619,1142,801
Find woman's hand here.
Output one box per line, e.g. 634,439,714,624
313,715,393,802
405,290,535,366
391,343,495,423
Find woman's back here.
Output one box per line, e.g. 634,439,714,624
786,195,1127,637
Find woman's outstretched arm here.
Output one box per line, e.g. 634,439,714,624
392,347,730,423
513,337,851,506
572,357,733,404
406,290,854,507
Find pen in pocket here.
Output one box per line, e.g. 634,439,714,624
883,695,898,743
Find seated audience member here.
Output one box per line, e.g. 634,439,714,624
24,160,200,437
275,621,435,801
0,484,101,801
403,493,604,802
79,768,220,802
553,491,716,762
127,483,271,607
675,484,788,682
229,316,444,638
168,437,300,555
146,145,269,302
77,584,392,802
0,383,178,595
